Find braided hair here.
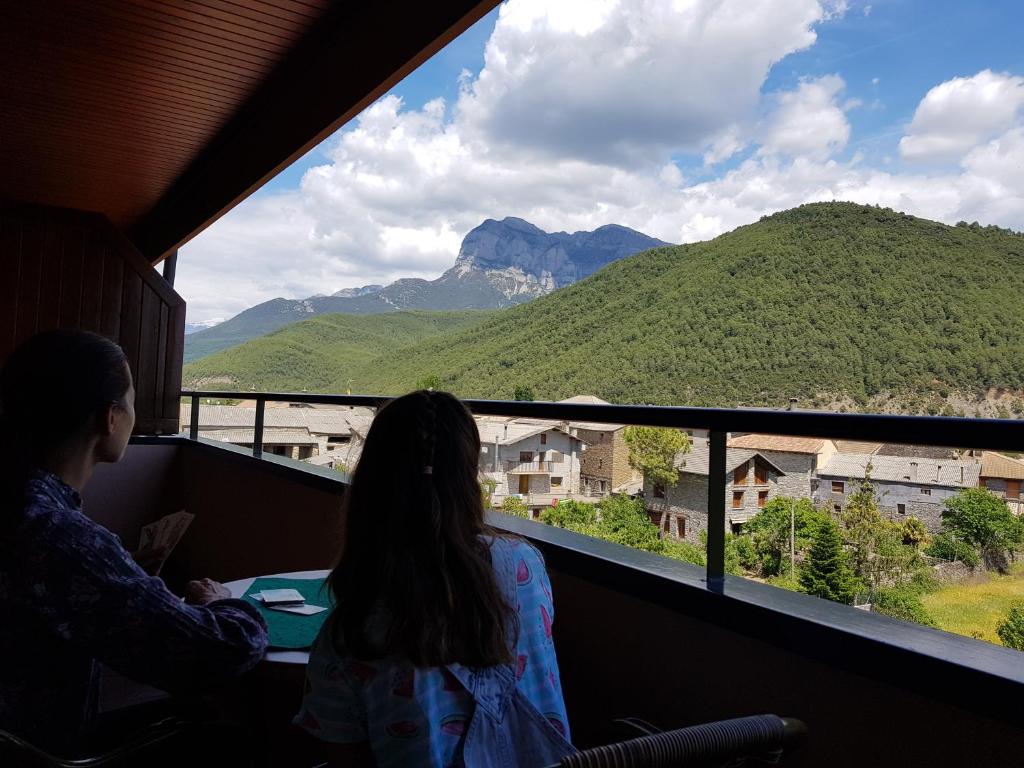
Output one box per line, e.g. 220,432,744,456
327,389,515,667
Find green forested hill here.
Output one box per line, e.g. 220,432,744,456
182,310,495,392
185,203,1024,409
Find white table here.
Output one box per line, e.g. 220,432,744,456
224,569,331,665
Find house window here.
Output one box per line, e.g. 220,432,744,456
551,476,563,488
653,482,666,499
663,515,671,534
734,463,749,486
600,480,607,493
832,481,845,494
897,504,906,515
834,504,842,514
649,510,663,527
520,451,533,462
326,434,349,444
1008,480,1021,499
758,490,768,508
677,517,686,539
540,433,547,445
598,458,603,469
732,491,744,509
754,463,768,485
920,488,931,496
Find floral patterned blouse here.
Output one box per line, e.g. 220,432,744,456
0,470,269,756
295,536,572,768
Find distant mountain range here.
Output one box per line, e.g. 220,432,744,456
184,218,668,361
183,203,1024,415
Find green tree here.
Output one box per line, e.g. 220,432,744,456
540,499,597,530
513,385,535,401
481,478,497,510
623,427,690,489
800,518,861,605
941,488,1024,571
840,471,885,581
415,374,443,391
900,516,930,548
925,531,981,567
742,497,828,576
872,586,937,627
996,605,1024,651
596,494,663,552
501,496,530,518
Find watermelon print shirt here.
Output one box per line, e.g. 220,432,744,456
295,537,571,767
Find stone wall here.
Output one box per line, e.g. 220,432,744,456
815,478,954,533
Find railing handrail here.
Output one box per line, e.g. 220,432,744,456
180,389,1024,451
180,388,1024,583
504,459,554,471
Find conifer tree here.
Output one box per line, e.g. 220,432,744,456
800,518,860,605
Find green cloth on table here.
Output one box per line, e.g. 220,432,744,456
243,577,332,650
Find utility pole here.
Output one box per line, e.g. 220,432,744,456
790,497,796,581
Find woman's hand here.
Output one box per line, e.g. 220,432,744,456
184,578,232,605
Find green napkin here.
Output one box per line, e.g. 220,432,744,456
243,577,333,650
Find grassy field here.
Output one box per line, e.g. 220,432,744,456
923,564,1024,645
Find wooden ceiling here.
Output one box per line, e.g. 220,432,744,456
0,0,499,262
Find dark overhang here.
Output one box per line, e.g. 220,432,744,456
0,0,500,263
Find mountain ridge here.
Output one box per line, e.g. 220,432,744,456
183,203,1024,415
184,217,667,362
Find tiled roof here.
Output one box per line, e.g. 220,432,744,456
180,404,364,434
674,442,785,477
727,434,830,454
817,453,980,488
980,452,1024,481
834,440,883,454
199,428,319,446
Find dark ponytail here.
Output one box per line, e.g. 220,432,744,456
0,330,131,514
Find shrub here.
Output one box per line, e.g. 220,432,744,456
900,516,929,548
941,488,1024,571
501,496,530,518
996,606,1024,651
800,518,861,605
872,587,937,627
925,531,981,567
540,499,597,529
662,538,706,567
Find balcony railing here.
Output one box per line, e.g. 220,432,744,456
505,460,554,473
181,389,1024,585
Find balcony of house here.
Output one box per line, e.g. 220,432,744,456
139,391,1024,766
505,459,556,473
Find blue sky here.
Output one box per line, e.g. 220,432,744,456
180,0,1024,323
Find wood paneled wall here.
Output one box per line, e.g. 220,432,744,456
0,204,184,434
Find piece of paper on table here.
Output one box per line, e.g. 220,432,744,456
267,603,327,616
259,588,306,605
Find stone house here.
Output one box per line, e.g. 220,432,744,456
179,403,373,461
814,453,981,532
978,452,1024,515
476,417,587,515
642,438,787,543
726,434,838,499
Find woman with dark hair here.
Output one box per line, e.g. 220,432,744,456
0,330,268,757
295,390,574,767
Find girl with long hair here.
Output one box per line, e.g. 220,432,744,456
295,390,574,767
0,330,268,757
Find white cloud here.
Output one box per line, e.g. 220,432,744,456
456,0,837,166
899,70,1024,163
759,75,852,159
178,2,1024,324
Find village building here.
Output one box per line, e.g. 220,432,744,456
558,396,644,497
476,416,587,515
726,434,837,499
978,452,1024,515
814,453,981,532
642,439,787,542
179,404,373,463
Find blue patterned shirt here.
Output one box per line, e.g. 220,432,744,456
295,536,571,767
0,470,269,756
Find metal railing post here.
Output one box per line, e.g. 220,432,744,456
189,395,199,440
253,397,265,457
707,429,727,584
